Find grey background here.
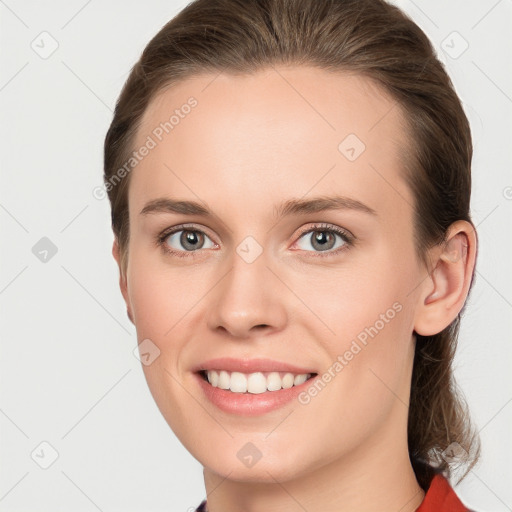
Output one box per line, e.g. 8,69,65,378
0,0,511,510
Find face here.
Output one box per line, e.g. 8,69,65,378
118,66,427,483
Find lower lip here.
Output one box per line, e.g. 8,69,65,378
194,372,317,416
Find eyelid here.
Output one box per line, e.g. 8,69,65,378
158,223,217,242
294,222,354,242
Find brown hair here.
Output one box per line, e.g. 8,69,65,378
104,0,480,490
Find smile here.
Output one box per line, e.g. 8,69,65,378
200,370,316,393
195,369,319,416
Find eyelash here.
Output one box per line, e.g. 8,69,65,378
156,223,354,259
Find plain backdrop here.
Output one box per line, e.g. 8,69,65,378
0,1,511,511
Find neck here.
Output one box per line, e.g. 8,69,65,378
202,408,425,512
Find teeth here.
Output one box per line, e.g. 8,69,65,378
230,372,247,393
205,370,312,393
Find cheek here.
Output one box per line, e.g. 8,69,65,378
297,249,418,411
126,256,202,437
127,250,204,337
298,253,415,350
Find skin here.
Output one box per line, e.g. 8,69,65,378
112,66,476,512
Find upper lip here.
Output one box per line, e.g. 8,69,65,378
192,357,317,375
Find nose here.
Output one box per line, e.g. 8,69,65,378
206,248,287,339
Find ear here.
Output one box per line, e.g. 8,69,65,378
112,238,134,324
414,220,477,336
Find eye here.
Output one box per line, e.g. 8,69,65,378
293,223,353,257
158,225,216,258
157,222,354,259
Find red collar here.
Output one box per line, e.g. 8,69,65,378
416,474,469,511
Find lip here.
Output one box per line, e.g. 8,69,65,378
191,357,317,375
194,371,318,416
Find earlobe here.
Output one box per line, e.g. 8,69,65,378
414,221,476,336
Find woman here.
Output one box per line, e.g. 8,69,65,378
103,0,481,510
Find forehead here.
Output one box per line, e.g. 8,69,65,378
129,66,413,223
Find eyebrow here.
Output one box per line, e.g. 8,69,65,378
140,196,377,218
140,195,377,218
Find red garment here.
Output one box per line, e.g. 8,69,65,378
416,474,470,511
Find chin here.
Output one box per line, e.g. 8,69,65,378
206,461,303,483
197,442,314,484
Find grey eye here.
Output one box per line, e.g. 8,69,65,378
296,230,346,252
165,230,215,252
